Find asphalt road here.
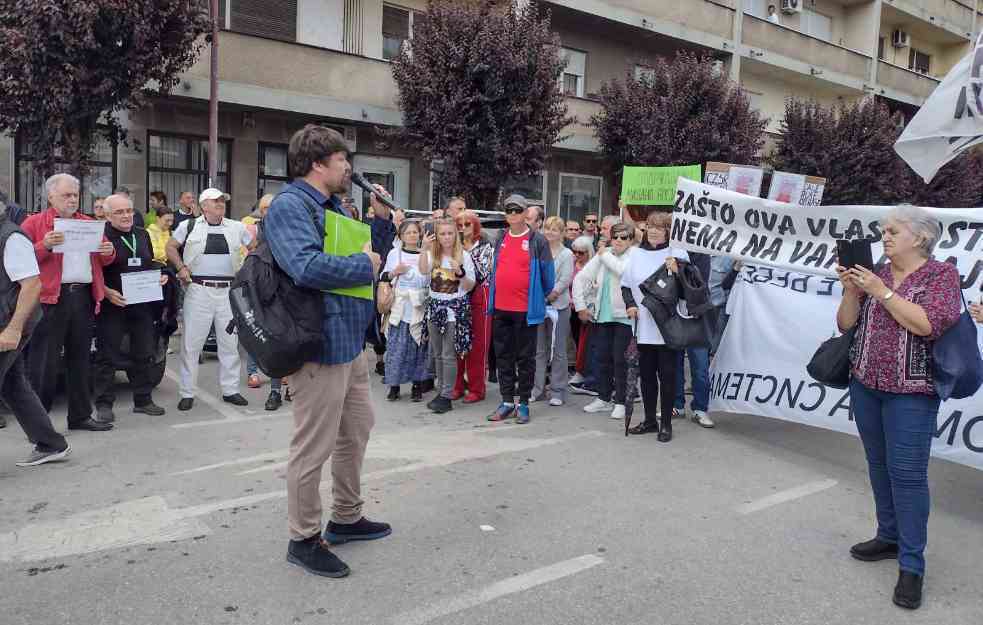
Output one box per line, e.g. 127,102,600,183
1,348,981,625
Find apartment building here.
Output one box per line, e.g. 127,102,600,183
3,0,980,223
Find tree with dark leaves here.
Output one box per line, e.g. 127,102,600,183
391,0,571,210
0,0,211,178
590,52,767,207
771,97,983,207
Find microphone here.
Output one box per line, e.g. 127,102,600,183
351,172,401,212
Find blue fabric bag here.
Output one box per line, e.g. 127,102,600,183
933,292,983,401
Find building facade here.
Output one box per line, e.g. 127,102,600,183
2,0,979,223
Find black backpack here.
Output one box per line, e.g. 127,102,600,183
228,222,324,379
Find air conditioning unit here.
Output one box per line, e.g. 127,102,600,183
892,29,910,48
781,0,802,14
318,122,358,152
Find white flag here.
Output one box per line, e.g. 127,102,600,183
894,33,983,183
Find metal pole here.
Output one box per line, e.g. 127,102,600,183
208,0,219,188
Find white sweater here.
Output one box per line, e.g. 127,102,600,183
572,248,632,319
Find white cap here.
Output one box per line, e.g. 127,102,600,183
198,188,230,204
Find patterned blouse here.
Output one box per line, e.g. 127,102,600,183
466,239,494,284
849,259,961,396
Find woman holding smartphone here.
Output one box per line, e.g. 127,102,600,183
835,205,961,610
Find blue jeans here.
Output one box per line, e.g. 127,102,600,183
246,353,282,391
849,379,939,576
674,347,710,412
581,325,601,390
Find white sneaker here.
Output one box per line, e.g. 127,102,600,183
569,372,584,384
583,398,614,413
692,410,715,428
610,404,626,420
549,397,564,407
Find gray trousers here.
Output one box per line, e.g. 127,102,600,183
532,306,571,400
428,319,458,398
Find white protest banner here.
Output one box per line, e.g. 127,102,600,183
670,178,983,288
52,218,105,254
120,270,163,305
703,162,764,197
712,264,983,471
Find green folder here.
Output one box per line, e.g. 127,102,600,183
323,209,373,300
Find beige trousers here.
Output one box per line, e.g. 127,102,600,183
287,352,375,540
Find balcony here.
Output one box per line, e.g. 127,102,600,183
742,15,871,83
877,61,941,102
550,0,736,40
181,32,401,124
890,0,976,38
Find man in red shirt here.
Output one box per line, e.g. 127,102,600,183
485,194,554,424
23,173,115,431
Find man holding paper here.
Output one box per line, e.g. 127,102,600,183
91,194,168,423
22,173,115,432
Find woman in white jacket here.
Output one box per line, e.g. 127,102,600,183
573,222,635,420
621,211,688,441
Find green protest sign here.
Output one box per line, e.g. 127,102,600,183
621,165,702,205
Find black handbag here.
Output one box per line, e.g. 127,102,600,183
640,266,713,350
807,326,856,389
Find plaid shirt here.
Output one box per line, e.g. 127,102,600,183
265,179,392,366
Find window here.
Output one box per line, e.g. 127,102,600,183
802,9,832,41
383,4,415,61
559,47,586,98
743,0,767,18
909,48,931,74
878,37,885,60
258,143,289,199
15,132,116,214
558,173,602,223
147,132,232,214
634,65,656,82
503,172,547,208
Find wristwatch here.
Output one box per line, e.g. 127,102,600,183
881,290,894,303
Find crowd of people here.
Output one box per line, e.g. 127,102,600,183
0,124,977,609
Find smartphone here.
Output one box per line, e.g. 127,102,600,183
836,239,874,271
424,221,435,237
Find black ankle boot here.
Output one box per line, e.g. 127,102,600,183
893,571,923,610
657,414,672,442
850,538,898,562
411,383,423,402
386,386,400,401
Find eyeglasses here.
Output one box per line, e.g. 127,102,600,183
611,235,632,241
584,218,597,223
504,206,525,215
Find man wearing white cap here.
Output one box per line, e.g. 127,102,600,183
165,189,254,410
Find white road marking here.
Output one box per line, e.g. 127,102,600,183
0,497,211,563
392,554,604,625
736,478,839,515
170,411,292,429
1,430,605,562
480,525,495,532
170,450,289,476
163,368,250,422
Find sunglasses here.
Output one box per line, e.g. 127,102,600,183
585,219,597,223
504,206,525,215
611,235,632,241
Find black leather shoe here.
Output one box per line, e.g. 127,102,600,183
134,402,165,416
628,421,659,435
177,398,194,411
222,394,249,406
657,426,672,443
410,383,423,402
323,517,392,545
375,361,385,376
68,418,113,432
893,571,923,610
286,536,350,578
850,538,898,562
387,386,400,401
265,391,282,411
